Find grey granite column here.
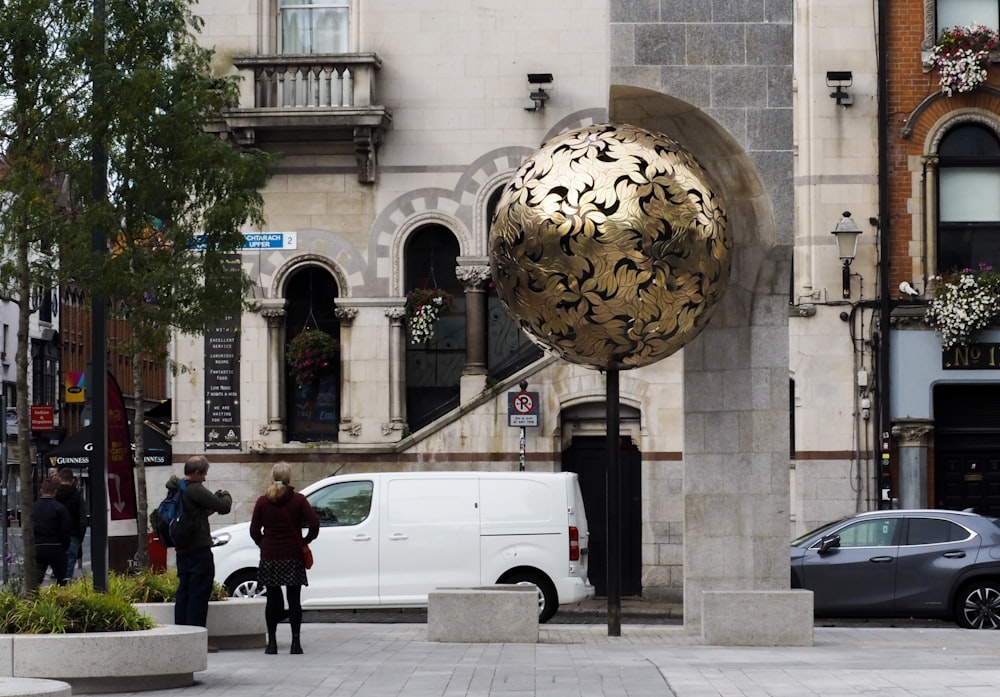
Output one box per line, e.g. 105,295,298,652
260,302,285,433
892,419,933,509
335,305,358,437
385,305,407,433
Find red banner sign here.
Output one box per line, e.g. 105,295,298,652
30,406,54,431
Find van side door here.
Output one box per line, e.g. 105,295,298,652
378,476,480,605
302,479,379,607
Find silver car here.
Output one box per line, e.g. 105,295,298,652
790,509,1000,629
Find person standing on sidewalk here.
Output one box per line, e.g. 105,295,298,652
166,455,231,646
33,477,71,586
54,468,86,580
249,463,319,655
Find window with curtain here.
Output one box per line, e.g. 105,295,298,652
937,0,1000,33
279,0,349,54
937,124,1000,272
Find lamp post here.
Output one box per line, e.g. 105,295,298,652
832,211,862,299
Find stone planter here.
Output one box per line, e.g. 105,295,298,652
0,625,206,694
135,598,266,649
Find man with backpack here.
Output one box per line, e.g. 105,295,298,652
164,455,231,645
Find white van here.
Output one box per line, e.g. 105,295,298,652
211,471,594,622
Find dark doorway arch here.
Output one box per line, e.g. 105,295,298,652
562,435,642,597
284,266,341,442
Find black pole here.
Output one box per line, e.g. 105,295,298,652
89,0,109,591
876,0,893,509
606,368,621,636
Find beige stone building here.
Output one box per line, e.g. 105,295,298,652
149,0,880,609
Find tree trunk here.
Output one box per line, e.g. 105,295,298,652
16,213,36,593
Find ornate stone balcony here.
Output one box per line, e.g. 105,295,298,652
224,53,391,183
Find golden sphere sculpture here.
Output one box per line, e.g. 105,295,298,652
489,123,731,370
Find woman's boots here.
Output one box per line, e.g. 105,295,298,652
265,632,277,655
290,634,303,654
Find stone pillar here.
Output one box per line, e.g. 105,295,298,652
260,302,286,434
335,306,358,438
892,418,933,509
456,260,491,403
385,305,407,434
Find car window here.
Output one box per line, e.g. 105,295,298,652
829,518,899,548
306,480,373,527
905,517,972,545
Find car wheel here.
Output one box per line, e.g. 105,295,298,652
955,581,1000,629
226,569,265,598
500,570,558,623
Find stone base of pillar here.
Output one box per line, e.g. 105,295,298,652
701,590,813,646
460,373,488,404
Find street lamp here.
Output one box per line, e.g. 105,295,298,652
832,211,861,299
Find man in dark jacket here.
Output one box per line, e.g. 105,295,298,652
34,477,71,586
167,455,232,638
54,468,86,580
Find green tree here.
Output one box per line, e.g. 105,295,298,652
81,0,272,567
2,0,272,579
0,0,93,593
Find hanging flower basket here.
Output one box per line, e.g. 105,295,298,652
405,288,452,345
931,24,999,96
286,328,338,386
926,264,1000,349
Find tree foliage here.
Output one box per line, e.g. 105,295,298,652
1,0,273,575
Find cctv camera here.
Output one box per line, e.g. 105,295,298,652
899,281,920,297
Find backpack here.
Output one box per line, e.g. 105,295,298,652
155,480,196,548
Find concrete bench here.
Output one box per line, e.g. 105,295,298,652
0,678,71,697
135,598,267,649
0,625,207,694
428,585,538,643
701,590,814,646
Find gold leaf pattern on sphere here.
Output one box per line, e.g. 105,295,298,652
489,123,731,370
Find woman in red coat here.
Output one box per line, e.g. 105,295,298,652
250,463,320,654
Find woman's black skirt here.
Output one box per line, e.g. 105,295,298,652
257,558,308,587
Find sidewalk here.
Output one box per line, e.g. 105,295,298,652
112,619,1000,697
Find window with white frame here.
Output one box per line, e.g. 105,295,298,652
279,0,349,54
937,0,1000,34
937,123,1000,272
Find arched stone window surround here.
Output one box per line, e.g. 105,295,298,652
917,109,1000,283
389,212,469,298
271,253,350,302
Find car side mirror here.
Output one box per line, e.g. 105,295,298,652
818,534,841,554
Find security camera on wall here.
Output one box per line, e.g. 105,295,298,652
899,281,920,297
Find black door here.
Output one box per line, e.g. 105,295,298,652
934,383,1000,517
562,436,642,596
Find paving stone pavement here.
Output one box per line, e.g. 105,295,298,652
107,620,1000,697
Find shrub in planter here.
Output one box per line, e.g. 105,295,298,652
109,569,228,603
0,581,154,634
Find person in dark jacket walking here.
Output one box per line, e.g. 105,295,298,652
33,478,71,586
54,468,86,580
250,463,319,655
165,455,232,638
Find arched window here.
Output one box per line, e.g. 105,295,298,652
284,266,340,442
937,123,1000,273
485,187,543,379
404,225,462,432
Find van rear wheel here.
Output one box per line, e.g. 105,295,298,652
226,569,266,598
502,571,558,623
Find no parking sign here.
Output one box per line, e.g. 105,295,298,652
507,390,540,427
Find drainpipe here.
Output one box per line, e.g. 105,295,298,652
876,0,893,509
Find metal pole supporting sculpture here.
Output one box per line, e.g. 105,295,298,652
489,123,731,635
